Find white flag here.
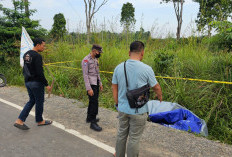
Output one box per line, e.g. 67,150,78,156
20,27,34,67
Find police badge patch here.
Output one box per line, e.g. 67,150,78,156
84,60,88,66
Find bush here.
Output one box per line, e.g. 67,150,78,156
208,21,232,52
153,51,174,75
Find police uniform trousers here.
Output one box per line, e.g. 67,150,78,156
87,81,99,122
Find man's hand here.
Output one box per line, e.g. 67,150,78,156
88,89,94,96
100,85,103,91
46,86,52,92
154,94,162,102
152,84,162,102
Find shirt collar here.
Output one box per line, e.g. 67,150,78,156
88,53,96,61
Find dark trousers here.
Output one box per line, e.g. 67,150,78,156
18,81,44,122
87,84,99,122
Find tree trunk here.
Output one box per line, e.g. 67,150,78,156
87,25,91,44
176,25,181,40
23,0,29,18
207,25,211,37
126,25,129,48
173,0,183,40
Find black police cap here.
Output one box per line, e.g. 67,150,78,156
92,44,103,53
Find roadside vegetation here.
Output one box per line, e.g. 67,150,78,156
1,0,232,145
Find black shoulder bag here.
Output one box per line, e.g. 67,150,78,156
124,60,150,112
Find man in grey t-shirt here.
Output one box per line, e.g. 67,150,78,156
112,41,162,157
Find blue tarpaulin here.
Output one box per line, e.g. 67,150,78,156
147,100,208,136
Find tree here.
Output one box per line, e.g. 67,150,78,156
161,0,184,40
120,2,136,45
83,0,108,44
193,0,232,37
134,27,151,40
120,2,136,32
210,20,232,51
0,0,46,58
50,13,67,40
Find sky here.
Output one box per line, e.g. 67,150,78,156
0,0,200,38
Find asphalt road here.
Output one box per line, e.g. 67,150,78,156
1,86,232,157
0,100,112,157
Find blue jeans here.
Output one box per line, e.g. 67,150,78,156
18,81,45,122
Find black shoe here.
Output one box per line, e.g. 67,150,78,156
14,123,30,130
86,118,100,123
90,122,102,132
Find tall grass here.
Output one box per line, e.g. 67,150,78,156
1,36,232,144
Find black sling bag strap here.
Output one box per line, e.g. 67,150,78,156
124,60,150,113
124,60,129,91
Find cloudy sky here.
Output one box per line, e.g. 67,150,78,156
1,0,200,38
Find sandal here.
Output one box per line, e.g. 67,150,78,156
14,123,30,130
38,120,53,126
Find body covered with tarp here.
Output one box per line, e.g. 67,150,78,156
147,100,208,136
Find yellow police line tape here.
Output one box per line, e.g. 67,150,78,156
44,60,81,65
46,65,113,73
45,64,232,85
155,76,232,84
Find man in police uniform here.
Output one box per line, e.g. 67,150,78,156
82,44,103,132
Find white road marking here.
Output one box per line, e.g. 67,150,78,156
0,98,115,154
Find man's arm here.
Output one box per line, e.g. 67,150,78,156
112,84,118,104
152,83,162,102
97,73,102,85
35,55,48,86
81,59,91,91
98,73,103,91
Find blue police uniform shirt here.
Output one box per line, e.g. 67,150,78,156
112,59,158,115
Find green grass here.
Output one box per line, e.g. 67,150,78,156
1,37,232,145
